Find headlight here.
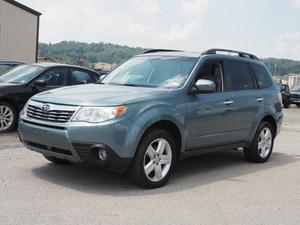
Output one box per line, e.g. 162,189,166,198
72,105,127,123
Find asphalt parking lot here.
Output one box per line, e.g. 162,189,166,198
0,108,299,225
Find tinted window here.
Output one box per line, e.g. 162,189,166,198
0,65,44,84
70,69,96,85
197,62,223,92
0,65,12,75
251,63,273,89
226,61,255,91
38,68,66,86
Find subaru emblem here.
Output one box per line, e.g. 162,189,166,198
41,104,50,112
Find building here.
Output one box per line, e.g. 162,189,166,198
95,62,117,71
38,56,57,63
0,0,41,63
288,74,300,89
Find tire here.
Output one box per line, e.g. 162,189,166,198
127,129,177,188
244,121,274,163
283,103,290,108
297,104,300,108
0,102,17,133
44,155,70,165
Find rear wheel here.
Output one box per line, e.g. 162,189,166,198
44,155,70,165
0,102,17,133
297,104,300,108
127,129,177,188
244,122,274,163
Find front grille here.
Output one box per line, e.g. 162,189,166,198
26,104,75,123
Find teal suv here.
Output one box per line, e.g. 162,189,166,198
18,49,283,188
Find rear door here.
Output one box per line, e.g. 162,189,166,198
67,68,98,85
224,60,262,142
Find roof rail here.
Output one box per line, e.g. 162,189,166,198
142,49,183,54
202,48,259,61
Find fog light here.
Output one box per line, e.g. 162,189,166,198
98,149,107,161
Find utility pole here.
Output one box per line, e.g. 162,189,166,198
274,59,277,76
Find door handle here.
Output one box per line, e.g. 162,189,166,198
224,100,234,105
257,97,264,102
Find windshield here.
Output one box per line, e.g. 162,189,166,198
0,65,44,84
291,86,300,92
101,56,198,88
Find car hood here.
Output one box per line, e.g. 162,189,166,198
291,90,300,94
0,82,19,87
0,82,21,95
31,84,171,106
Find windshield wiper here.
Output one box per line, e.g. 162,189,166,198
107,82,156,88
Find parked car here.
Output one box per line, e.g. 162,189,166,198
0,60,24,75
18,49,283,188
290,85,300,107
279,84,291,108
0,63,100,133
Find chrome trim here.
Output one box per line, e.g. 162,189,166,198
257,97,264,102
25,100,80,125
224,100,234,105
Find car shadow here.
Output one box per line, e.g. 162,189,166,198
31,150,299,196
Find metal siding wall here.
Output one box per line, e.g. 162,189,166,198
0,0,38,63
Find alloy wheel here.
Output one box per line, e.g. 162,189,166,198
143,138,172,182
0,105,14,131
258,127,272,158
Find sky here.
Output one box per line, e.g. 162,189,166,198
19,0,300,60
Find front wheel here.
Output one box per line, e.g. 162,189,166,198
127,129,177,188
283,103,290,108
0,102,17,133
244,122,274,163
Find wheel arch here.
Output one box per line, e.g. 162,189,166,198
136,119,184,158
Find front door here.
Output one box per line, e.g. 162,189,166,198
186,60,235,150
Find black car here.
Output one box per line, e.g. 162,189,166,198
0,63,100,133
290,85,300,107
0,60,24,75
279,84,291,108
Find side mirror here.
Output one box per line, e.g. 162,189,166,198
34,79,47,87
189,79,216,94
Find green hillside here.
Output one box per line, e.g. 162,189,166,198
38,41,300,75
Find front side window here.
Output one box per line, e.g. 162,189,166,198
101,56,198,89
0,65,44,84
196,61,224,92
226,61,255,91
70,69,96,85
251,63,273,89
38,68,66,86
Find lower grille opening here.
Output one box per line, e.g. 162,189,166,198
24,140,72,156
25,141,48,150
51,147,73,156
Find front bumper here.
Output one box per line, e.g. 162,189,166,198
18,115,141,172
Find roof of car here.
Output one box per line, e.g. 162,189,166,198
0,60,25,65
137,49,264,65
31,63,98,72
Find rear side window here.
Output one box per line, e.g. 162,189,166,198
69,69,96,85
225,61,255,91
251,63,273,89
